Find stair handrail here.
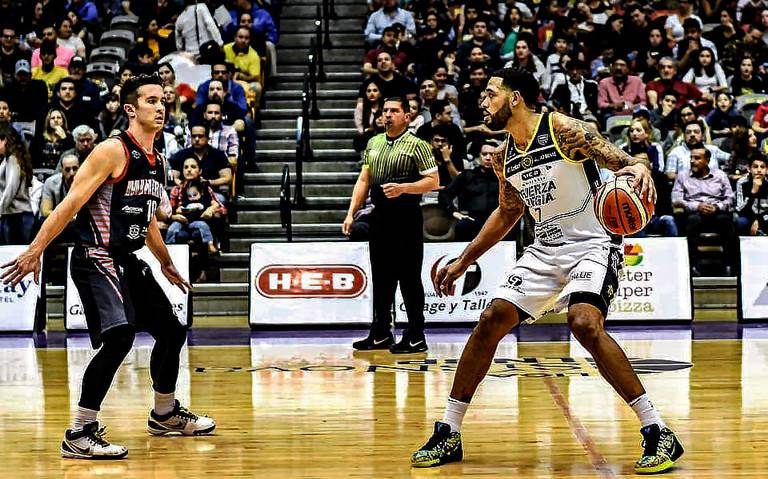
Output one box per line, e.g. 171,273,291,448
279,164,293,241
322,0,332,48
314,5,326,81
294,75,311,207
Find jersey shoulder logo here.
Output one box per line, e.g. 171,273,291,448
131,150,142,159
536,134,549,146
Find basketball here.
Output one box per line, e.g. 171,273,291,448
594,176,654,235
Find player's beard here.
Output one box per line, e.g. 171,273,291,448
486,102,512,130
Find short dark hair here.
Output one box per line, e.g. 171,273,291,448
382,26,397,35
689,143,710,158
491,67,540,107
382,96,409,112
431,124,452,141
40,39,56,55
682,18,701,31
121,73,163,106
204,99,223,111
750,154,767,167
683,119,702,131
429,98,451,118
661,89,679,100
190,123,210,135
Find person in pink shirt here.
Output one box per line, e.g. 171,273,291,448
30,23,74,69
597,55,646,119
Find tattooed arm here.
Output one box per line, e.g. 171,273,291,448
434,139,525,296
552,112,657,203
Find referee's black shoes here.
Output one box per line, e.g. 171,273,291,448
390,331,428,354
353,332,395,350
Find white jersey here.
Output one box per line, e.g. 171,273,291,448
503,112,617,245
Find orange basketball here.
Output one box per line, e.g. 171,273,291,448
594,176,654,235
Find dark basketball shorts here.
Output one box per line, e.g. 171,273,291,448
70,246,183,348
494,239,622,321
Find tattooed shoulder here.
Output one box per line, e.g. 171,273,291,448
551,112,631,171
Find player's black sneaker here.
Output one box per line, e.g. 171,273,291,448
411,421,463,467
147,400,216,436
634,423,684,474
390,331,427,354
352,332,395,350
60,422,128,460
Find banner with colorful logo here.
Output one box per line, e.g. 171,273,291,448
607,238,692,321
65,245,190,330
249,242,373,326
395,242,517,323
0,246,43,332
739,237,768,321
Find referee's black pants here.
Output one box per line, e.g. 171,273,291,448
368,197,425,336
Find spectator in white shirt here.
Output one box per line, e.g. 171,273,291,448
175,0,223,58
364,0,416,45
666,121,729,181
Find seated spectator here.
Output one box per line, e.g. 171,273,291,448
432,63,459,105
0,127,35,244
163,85,189,135
437,140,499,241
363,26,408,75
57,16,86,58
459,64,490,126
157,62,196,109
735,155,768,235
542,33,572,94
358,51,416,101
550,59,598,120
195,62,248,119
429,126,464,187
681,48,728,102
646,57,702,109
41,153,78,218
0,100,23,140
706,93,743,140
354,81,383,152
32,40,68,99
636,28,673,81
499,6,523,62
728,56,766,96
98,93,128,139
30,109,73,170
727,126,762,180
0,24,30,86
67,55,102,115
664,103,713,151
751,100,768,140
167,177,220,256
722,26,768,77
57,125,97,170
44,77,99,134
31,24,74,69
193,79,247,128
505,34,547,87
666,121,729,180
456,18,500,70
224,26,263,109
664,0,702,43
650,90,680,139
673,18,718,70
169,124,232,203
407,97,425,134
228,0,279,80
707,8,743,56
175,0,223,58
672,146,735,275
417,99,465,163
597,55,646,118
204,101,239,166
364,0,416,46
417,79,459,127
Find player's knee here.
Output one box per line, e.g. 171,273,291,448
103,325,136,357
567,312,603,347
475,301,518,341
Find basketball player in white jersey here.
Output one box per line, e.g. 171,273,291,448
411,68,684,474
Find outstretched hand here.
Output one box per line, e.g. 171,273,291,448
1,248,42,288
161,262,192,293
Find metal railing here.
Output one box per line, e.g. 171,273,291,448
279,164,293,241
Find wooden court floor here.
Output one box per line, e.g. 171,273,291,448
1,328,767,478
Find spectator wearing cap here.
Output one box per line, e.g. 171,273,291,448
175,0,223,58
31,24,75,69
0,25,30,86
57,16,86,58
67,55,103,114
597,55,646,118
364,0,415,46
224,27,263,109
455,18,500,70
195,61,248,118
363,26,408,75
646,57,702,109
551,59,598,120
32,40,68,99
9,60,48,132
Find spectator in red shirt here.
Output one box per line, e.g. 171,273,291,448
751,100,768,141
597,55,646,118
362,26,408,75
646,57,702,109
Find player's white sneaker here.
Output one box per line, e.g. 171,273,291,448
60,422,128,460
147,400,216,436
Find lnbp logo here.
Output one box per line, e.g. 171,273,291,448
255,265,367,298
430,255,482,296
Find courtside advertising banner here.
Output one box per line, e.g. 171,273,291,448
0,246,43,331
739,237,768,321
249,242,373,326
395,242,517,323
65,245,190,330
607,238,692,321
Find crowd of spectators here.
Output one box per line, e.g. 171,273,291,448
356,0,768,275
0,0,281,282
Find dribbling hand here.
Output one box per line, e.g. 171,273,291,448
614,163,656,204
433,260,469,298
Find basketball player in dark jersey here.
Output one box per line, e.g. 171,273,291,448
2,74,215,459
411,68,684,473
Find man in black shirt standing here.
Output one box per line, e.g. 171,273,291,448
358,51,416,100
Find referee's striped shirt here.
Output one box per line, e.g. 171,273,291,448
363,131,437,186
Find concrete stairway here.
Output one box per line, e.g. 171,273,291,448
219,0,366,284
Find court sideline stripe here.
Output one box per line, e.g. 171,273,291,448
544,377,617,479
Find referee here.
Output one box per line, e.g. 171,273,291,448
343,97,439,353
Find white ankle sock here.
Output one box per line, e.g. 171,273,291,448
153,391,176,416
442,397,470,433
72,406,98,431
629,393,666,429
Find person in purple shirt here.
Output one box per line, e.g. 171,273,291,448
195,61,248,117
672,145,736,275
